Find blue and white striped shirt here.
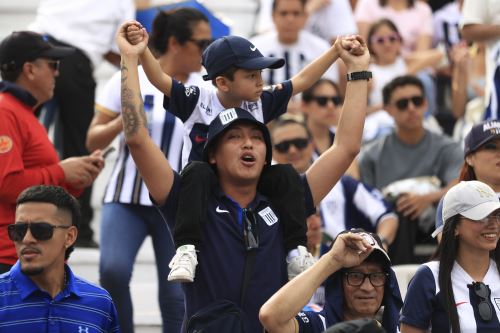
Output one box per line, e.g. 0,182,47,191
0,261,120,333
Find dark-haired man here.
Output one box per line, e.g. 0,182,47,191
0,185,119,332
0,31,104,273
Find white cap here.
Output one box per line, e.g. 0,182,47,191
434,181,500,235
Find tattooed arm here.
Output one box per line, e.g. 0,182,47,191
118,24,174,205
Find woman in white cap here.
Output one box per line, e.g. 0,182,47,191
400,180,500,333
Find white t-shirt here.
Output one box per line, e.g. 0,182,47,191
250,30,339,85
95,66,196,205
369,56,407,106
29,0,135,68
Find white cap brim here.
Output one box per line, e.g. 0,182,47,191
460,201,500,220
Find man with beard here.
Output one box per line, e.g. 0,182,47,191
0,185,119,332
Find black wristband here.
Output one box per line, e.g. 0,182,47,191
346,71,372,81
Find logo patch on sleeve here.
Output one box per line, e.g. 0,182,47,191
0,135,13,153
258,207,278,226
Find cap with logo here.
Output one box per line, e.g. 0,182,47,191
433,181,500,236
337,229,391,268
464,120,500,157
201,35,285,81
202,107,272,164
0,31,74,72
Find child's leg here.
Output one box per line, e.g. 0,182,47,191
169,161,217,282
258,164,314,280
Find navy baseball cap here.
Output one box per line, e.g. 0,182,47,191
201,35,285,81
202,108,272,164
0,31,74,71
464,120,500,157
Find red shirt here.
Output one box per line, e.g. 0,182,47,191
0,89,80,265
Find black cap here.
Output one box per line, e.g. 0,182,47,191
464,120,500,157
202,107,272,164
0,31,74,71
201,35,285,81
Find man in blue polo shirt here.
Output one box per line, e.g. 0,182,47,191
117,27,370,332
0,185,119,332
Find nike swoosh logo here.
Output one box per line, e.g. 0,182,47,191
216,206,230,214
250,45,257,51
194,135,207,144
455,301,468,307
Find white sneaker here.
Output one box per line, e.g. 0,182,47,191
168,244,198,282
287,245,316,280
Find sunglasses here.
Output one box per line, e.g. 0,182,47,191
469,282,493,322
189,38,212,51
371,34,401,45
460,213,500,224
306,96,342,107
393,95,424,111
273,138,310,153
45,60,60,71
344,271,388,287
481,141,500,152
243,208,259,250
7,222,71,242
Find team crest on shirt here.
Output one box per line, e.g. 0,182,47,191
0,135,13,153
184,86,197,97
258,207,278,226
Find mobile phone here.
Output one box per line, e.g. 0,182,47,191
102,146,116,159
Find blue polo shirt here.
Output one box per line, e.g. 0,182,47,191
0,261,120,333
158,172,315,332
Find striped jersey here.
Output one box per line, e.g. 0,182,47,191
484,41,500,120
401,260,500,332
166,79,293,167
0,261,119,333
95,66,199,206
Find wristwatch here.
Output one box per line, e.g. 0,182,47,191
346,71,372,81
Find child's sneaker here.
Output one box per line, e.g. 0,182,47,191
168,244,198,282
286,245,316,280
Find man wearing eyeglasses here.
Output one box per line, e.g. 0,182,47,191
357,75,463,264
0,185,120,332
260,229,402,333
0,31,105,274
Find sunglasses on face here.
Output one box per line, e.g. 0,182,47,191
371,34,401,45
188,38,212,51
393,95,424,111
273,138,310,153
243,208,259,250
44,60,60,71
344,271,388,287
481,141,500,152
306,96,342,107
7,222,71,242
461,213,500,224
469,282,493,322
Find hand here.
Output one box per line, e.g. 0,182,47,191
450,43,470,69
334,35,370,72
396,193,432,220
59,155,104,188
116,20,149,57
329,232,374,269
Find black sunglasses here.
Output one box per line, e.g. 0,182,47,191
469,282,493,322
344,271,388,287
274,138,310,153
46,60,60,71
306,96,342,107
7,222,71,242
242,208,259,250
188,38,212,51
393,95,424,111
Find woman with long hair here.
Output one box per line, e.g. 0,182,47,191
400,180,500,332
86,8,211,333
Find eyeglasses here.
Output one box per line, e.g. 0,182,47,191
344,271,388,287
7,222,71,242
273,138,310,153
468,282,493,322
393,95,424,111
242,208,259,250
305,96,342,107
45,60,60,71
188,38,212,51
371,34,401,45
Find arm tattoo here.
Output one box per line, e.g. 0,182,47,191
120,62,148,137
